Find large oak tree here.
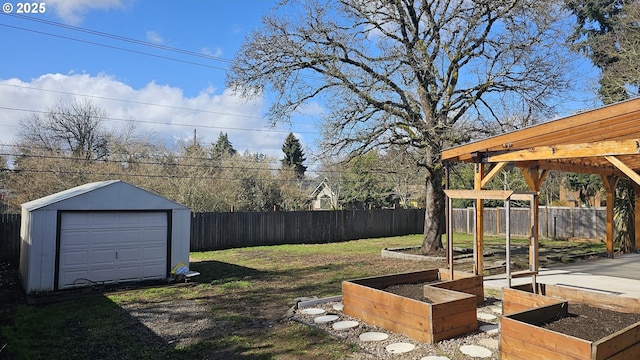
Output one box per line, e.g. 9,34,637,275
228,0,575,252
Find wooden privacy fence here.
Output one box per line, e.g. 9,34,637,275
452,206,606,239
0,206,607,261
0,213,20,261
190,209,425,251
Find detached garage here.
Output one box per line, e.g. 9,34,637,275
19,180,191,294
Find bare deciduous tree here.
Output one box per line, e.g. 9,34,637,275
228,0,575,252
18,99,110,161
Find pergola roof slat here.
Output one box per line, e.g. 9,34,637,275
442,97,640,175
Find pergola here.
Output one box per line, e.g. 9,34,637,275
441,97,640,277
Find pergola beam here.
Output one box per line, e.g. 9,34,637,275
486,139,640,163
444,189,535,201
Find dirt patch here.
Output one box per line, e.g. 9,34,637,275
383,281,437,302
541,303,640,341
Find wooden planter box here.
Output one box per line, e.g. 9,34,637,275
501,285,640,359
502,286,564,315
342,269,482,343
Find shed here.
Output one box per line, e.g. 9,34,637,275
19,180,191,293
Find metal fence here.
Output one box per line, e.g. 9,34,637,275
452,206,606,239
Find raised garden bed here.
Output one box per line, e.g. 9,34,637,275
342,269,482,343
501,284,640,359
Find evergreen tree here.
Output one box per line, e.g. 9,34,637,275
281,132,307,178
566,0,640,103
211,132,237,158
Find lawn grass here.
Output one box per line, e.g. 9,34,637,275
0,234,607,359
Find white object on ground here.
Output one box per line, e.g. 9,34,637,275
478,338,500,349
313,314,339,324
300,308,325,315
333,303,344,311
459,345,492,358
332,320,359,330
477,312,497,321
479,324,499,335
385,342,415,354
359,332,389,342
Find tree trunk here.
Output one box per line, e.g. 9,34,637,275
421,165,444,253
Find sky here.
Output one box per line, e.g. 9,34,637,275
0,1,602,168
0,0,321,163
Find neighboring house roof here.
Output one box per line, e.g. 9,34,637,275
309,177,335,198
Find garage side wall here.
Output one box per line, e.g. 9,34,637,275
170,209,191,269
18,208,31,291
20,209,58,293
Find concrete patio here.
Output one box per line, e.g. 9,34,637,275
484,253,640,298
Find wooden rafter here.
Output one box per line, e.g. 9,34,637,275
605,155,640,186
480,162,507,188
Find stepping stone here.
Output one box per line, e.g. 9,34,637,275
314,314,339,324
332,320,359,330
478,338,499,349
385,342,415,354
459,345,492,358
300,308,325,315
489,305,502,314
477,312,497,321
333,303,344,311
479,324,499,335
421,356,450,360
359,332,389,342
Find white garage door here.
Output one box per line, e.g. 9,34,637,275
58,211,168,289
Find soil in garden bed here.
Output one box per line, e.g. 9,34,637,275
541,303,640,341
383,281,438,303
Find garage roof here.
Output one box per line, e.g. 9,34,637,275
441,97,640,178
22,180,188,211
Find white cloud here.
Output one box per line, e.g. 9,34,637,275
0,73,293,158
145,31,164,44
201,47,223,57
46,0,129,24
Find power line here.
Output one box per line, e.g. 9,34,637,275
0,83,317,127
0,145,417,176
0,23,230,71
1,167,307,182
0,13,323,81
5,13,235,65
0,105,317,135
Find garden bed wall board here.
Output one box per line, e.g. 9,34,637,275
506,283,640,315
501,285,640,360
342,269,481,343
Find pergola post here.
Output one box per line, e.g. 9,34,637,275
474,163,485,275
634,183,640,252
602,175,618,257
520,167,547,272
